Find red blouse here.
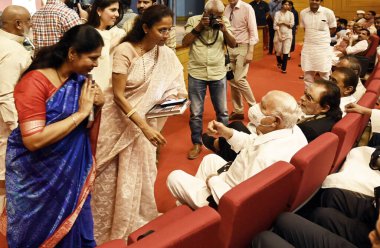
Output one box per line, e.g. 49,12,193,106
14,70,57,136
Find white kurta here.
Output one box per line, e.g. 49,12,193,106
300,6,336,72
322,109,380,196
273,10,294,54
353,79,366,101
167,125,308,209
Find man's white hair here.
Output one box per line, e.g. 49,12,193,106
262,90,300,129
204,0,225,13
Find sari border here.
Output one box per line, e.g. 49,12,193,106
40,158,96,248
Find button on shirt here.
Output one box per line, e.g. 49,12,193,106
185,15,233,81
224,0,259,46
32,0,81,50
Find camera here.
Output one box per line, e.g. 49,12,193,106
66,0,92,10
209,14,221,30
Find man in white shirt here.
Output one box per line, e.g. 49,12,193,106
330,67,358,116
335,55,366,101
0,5,32,212
334,28,370,60
224,0,259,121
167,91,307,209
300,0,336,85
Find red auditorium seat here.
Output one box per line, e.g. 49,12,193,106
288,132,339,211
366,78,380,95
364,35,380,60
128,162,296,248
217,161,296,248
356,91,378,137
330,113,362,173
128,205,193,244
102,206,220,248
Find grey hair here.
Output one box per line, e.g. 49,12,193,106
204,0,225,13
262,90,300,128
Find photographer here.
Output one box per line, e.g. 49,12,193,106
183,0,236,160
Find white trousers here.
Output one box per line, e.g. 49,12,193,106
166,154,227,209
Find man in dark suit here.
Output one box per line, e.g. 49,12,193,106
297,79,342,142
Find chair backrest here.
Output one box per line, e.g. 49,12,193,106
129,206,221,248
356,91,378,137
288,132,339,211
330,113,362,173
127,205,193,244
364,34,380,59
366,78,380,95
217,161,296,248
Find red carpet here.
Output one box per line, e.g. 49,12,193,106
156,46,305,212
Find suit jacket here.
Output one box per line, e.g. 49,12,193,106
297,116,338,142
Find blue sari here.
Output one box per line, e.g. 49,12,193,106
5,73,96,248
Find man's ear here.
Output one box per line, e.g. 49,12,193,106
344,86,354,96
320,104,330,114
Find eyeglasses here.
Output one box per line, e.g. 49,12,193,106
158,27,173,35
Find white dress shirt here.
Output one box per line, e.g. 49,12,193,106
322,109,380,196
208,125,307,202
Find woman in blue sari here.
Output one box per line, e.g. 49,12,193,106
3,25,104,247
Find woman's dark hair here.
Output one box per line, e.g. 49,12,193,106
24,25,104,74
282,0,290,6
121,4,173,44
314,79,342,122
88,0,124,29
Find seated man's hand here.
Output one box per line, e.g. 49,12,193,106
345,102,372,115
207,120,233,139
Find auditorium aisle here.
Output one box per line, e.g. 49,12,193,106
156,46,305,212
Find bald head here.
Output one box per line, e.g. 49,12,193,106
1,5,31,36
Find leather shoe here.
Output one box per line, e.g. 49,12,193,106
229,112,244,121
202,133,217,153
187,144,202,160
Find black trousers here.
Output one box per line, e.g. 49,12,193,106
251,212,357,248
310,188,376,248
216,121,250,162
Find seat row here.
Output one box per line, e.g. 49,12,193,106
98,60,380,248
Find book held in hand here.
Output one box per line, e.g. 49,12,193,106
146,98,190,119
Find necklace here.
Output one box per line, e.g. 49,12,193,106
140,44,158,83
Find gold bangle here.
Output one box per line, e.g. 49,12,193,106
126,108,137,118
71,114,78,127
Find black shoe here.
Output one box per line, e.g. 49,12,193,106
229,112,244,121
202,133,217,153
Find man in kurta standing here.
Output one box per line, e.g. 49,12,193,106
224,0,258,121
300,0,336,85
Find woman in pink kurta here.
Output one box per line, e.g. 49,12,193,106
91,5,186,244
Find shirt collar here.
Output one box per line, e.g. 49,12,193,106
307,6,322,13
254,126,297,146
231,0,242,10
0,29,25,44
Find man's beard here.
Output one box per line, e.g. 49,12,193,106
138,8,144,15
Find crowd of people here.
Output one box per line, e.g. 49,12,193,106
0,0,379,247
